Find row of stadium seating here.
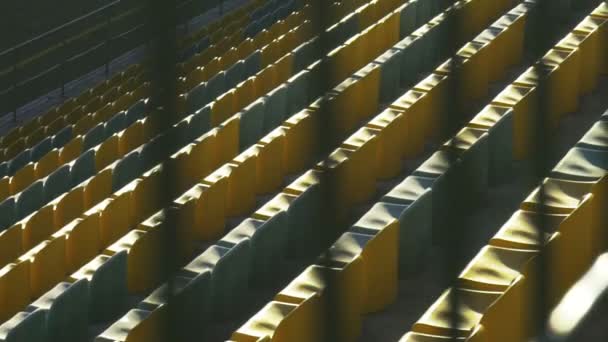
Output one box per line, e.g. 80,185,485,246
0,1,430,340
230,0,607,341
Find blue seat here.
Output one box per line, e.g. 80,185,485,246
395,35,424,88
125,100,147,127
293,38,316,72
139,273,211,338
551,147,608,182
399,0,419,38
140,136,166,170
263,84,288,134
0,162,7,178
287,184,325,259
0,197,15,232
244,20,261,38
239,99,266,152
83,123,106,151
52,126,72,149
577,120,608,151
415,0,432,26
244,51,262,79
8,150,31,176
412,151,461,242
0,310,47,342
86,251,128,322
218,212,288,287
112,150,142,191
260,12,274,31
206,72,226,103
190,105,211,139
44,165,71,203
225,61,245,90
469,106,514,184
186,82,207,113
182,240,251,320
105,112,127,136
286,70,310,116
30,138,53,162
70,149,95,187
28,279,89,342
15,181,44,220
374,48,403,102
195,36,211,55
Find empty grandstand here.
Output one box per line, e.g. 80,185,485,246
0,0,607,341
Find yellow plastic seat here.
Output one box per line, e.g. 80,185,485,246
326,224,399,313
0,262,30,322
215,154,256,217
98,192,132,247
118,120,144,156
210,90,236,127
341,128,379,203
458,245,538,292
556,32,600,94
274,53,294,85
22,204,57,250
35,149,60,179
83,168,113,209
51,186,85,228
253,129,286,194
105,214,167,293
59,136,84,164
235,77,256,110
93,134,120,171
18,236,67,298
491,84,537,160
574,16,608,75
215,115,240,166
10,163,36,195
255,65,278,98
0,225,22,269
275,263,364,341
412,287,501,338
390,90,433,157
282,109,320,175
53,214,101,273
366,108,406,179
132,168,163,224
231,300,322,342
184,179,229,241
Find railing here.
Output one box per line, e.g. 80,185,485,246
0,0,223,122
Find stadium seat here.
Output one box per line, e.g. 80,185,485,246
19,236,66,298
28,280,89,342
30,138,52,162
238,100,266,151
182,240,251,319
263,84,288,134
220,214,288,288
15,181,44,220
468,105,514,184
0,310,47,342
0,262,30,324
34,150,60,179
44,165,71,202
70,251,127,322
70,149,95,187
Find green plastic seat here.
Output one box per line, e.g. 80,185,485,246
0,310,47,342
239,99,266,151
28,279,89,342
181,240,251,320
218,213,289,287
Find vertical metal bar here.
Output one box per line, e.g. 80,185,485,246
145,0,179,339
444,1,463,340
308,0,339,340
531,0,552,339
